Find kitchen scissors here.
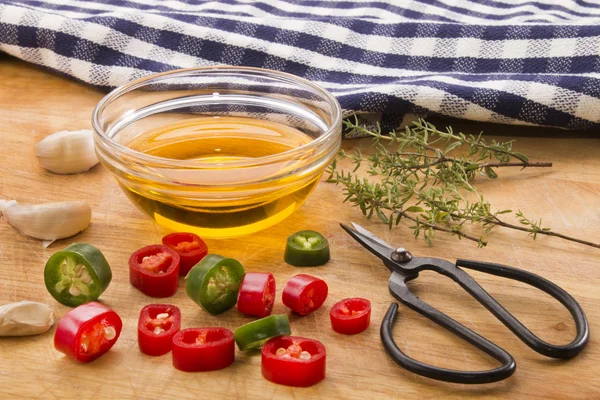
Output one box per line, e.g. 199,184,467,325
341,222,589,384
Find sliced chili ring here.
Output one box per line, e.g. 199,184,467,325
185,254,245,315
234,314,291,351
261,336,326,387
330,298,371,335
237,272,276,317
162,232,208,276
172,328,235,372
44,243,112,307
129,244,180,298
54,302,122,363
284,230,330,267
282,274,328,316
138,304,181,356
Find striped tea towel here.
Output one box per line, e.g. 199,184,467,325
1,0,600,132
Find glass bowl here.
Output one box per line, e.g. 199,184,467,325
92,67,342,238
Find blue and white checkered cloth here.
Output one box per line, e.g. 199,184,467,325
2,0,600,131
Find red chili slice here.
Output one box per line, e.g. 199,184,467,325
54,302,122,363
237,272,276,317
282,274,328,316
129,244,180,298
172,328,235,372
138,304,181,356
330,298,371,335
162,232,208,276
261,336,326,387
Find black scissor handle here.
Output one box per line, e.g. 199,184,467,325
381,261,589,384
453,259,589,359
383,272,516,384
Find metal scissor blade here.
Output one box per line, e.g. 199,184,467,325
351,222,395,249
340,222,395,265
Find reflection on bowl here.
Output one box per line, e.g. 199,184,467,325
92,67,342,238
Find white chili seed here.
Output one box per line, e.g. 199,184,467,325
74,264,84,275
68,286,81,296
307,237,320,245
81,343,87,352
153,326,165,335
299,351,311,360
294,236,307,246
80,269,92,284
104,326,116,340
276,348,287,356
156,313,169,319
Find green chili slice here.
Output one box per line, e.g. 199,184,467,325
185,254,245,315
284,230,330,267
44,243,112,307
234,314,291,351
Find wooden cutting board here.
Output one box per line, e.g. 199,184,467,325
0,57,598,399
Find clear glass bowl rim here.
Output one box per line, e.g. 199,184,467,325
91,66,343,169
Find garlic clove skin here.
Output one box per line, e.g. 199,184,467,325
0,200,91,241
35,130,99,174
0,301,54,336
0,200,18,213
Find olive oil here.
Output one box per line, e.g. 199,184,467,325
122,116,320,238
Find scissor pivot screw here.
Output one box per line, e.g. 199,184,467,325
391,248,412,263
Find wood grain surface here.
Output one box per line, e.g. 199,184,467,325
0,56,599,399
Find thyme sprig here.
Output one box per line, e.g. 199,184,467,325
327,118,599,249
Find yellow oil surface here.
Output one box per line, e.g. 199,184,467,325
122,116,319,238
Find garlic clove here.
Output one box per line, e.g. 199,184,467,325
0,200,91,241
35,130,99,174
0,301,54,336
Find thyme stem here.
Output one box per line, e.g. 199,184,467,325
398,210,481,243
489,216,600,249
